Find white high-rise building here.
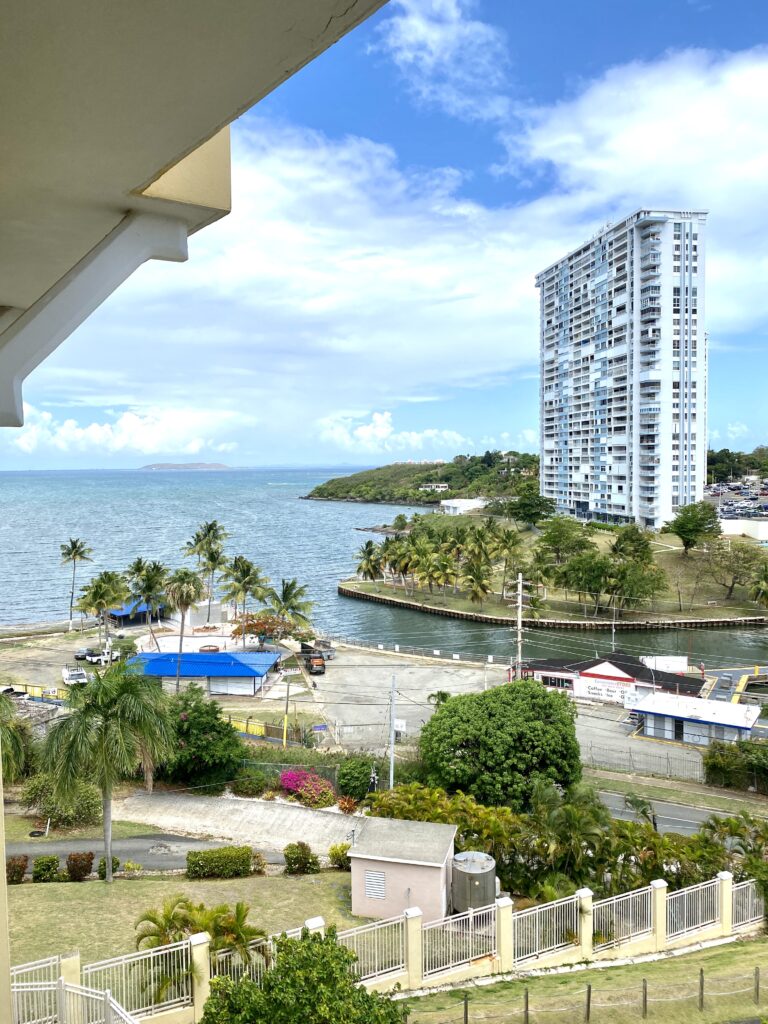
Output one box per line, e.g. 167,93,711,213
536,209,707,530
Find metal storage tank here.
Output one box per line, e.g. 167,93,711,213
451,851,496,913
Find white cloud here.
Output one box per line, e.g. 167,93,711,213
317,410,470,453
12,404,253,456
373,0,510,121
726,421,749,441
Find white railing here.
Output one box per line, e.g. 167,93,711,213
512,894,579,963
12,980,139,1024
422,904,497,977
666,877,720,941
210,938,272,986
12,955,62,985
337,915,406,981
733,879,765,929
593,886,653,951
82,940,192,1017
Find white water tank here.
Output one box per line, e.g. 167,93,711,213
451,851,496,913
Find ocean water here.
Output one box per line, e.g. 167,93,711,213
0,467,767,668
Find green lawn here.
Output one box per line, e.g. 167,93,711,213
9,870,359,966
4,811,162,845
409,936,768,1023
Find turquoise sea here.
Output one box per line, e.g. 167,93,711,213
1,467,768,668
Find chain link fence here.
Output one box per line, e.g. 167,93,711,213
583,742,704,782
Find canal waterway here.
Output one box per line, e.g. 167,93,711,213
0,467,767,669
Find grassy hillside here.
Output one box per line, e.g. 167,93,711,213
306,451,539,504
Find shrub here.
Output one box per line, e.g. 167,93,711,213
21,772,102,828
98,856,120,880
279,769,311,794
297,774,335,809
32,854,60,883
231,769,268,798
6,855,27,884
163,685,247,792
187,845,253,880
338,795,358,815
328,843,351,870
65,851,94,882
337,756,375,802
122,860,143,875
56,870,70,883
283,841,320,875
262,789,279,801
251,852,267,876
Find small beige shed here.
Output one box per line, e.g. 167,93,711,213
349,817,457,923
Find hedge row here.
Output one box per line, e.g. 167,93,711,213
186,845,255,879
703,740,768,793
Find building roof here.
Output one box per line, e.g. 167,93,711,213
130,650,280,678
630,692,760,730
348,817,457,867
110,600,159,618
524,651,702,696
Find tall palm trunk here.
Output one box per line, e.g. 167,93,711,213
69,561,77,631
207,570,215,623
175,610,186,693
102,787,114,883
242,597,247,649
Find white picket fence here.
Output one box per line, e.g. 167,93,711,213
209,926,303,985
512,894,580,963
733,879,765,929
12,980,138,1024
422,904,497,977
337,915,406,981
81,940,192,1017
593,886,653,952
666,877,720,941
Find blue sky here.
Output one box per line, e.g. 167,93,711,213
5,0,768,468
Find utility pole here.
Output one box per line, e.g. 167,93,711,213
389,673,396,789
516,572,523,679
611,602,616,653
282,671,291,750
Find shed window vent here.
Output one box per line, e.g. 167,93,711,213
365,870,386,900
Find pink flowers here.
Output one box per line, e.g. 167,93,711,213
279,769,311,793
278,769,335,808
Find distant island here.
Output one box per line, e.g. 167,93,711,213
303,451,539,504
140,463,231,472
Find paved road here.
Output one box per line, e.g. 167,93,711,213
599,792,714,836
5,832,285,871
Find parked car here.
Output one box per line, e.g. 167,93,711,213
74,646,97,660
308,657,326,675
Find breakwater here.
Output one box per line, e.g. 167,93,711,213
337,583,768,631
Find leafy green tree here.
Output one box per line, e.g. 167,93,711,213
165,568,206,691
60,538,93,631
508,489,556,529
392,514,408,532
706,539,766,600
663,501,720,555
558,552,613,615
607,559,667,612
537,517,594,564
266,578,313,633
611,523,654,565
200,930,407,1024
749,561,768,609
419,680,581,810
164,685,245,793
44,662,173,882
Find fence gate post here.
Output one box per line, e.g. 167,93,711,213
463,991,469,1024
584,983,591,1022
576,888,594,961
189,931,212,1022
642,978,647,1019
698,967,704,1011
523,987,529,1024
403,908,423,991
305,916,326,937
59,950,81,988
495,897,514,973
755,966,760,1005
716,871,733,936
650,878,668,952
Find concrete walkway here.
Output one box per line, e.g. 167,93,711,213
113,791,356,854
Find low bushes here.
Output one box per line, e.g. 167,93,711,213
6,855,27,884
297,774,335,809
231,769,268,798
283,841,320,875
703,740,768,793
337,756,375,802
32,855,60,883
338,795,358,815
98,856,120,880
187,845,253,880
66,851,94,881
22,772,102,829
279,769,311,794
251,852,267,876
328,843,351,871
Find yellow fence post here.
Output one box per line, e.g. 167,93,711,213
59,951,81,987
576,888,594,960
495,897,514,972
404,907,423,991
651,879,668,951
305,916,325,937
717,871,733,937
189,931,211,1022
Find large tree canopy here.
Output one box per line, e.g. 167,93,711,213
419,681,581,810
663,501,720,555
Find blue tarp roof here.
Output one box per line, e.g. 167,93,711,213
110,601,161,618
129,651,280,678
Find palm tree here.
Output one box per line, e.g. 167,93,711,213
221,556,270,649
624,792,655,828
184,520,229,564
266,578,313,634
201,544,228,623
461,558,492,608
77,570,129,644
750,562,768,608
60,538,93,631
135,894,194,949
44,661,173,882
0,692,28,781
165,568,206,691
129,560,168,652
494,527,523,604
356,541,382,584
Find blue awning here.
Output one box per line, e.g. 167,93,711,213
129,650,280,678
110,601,162,618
